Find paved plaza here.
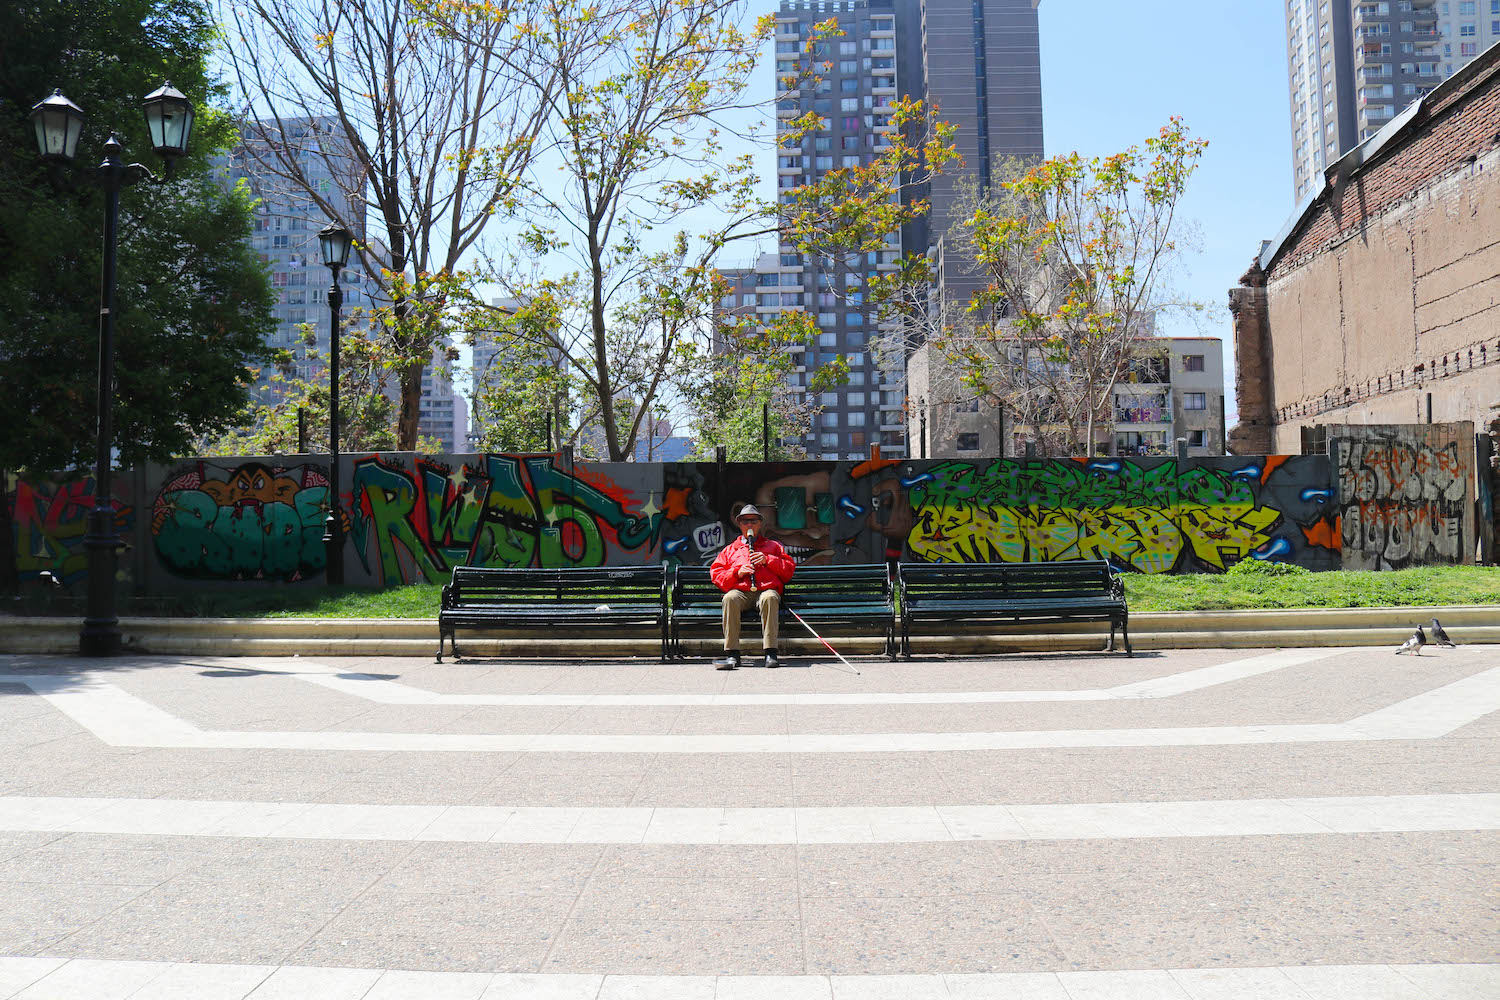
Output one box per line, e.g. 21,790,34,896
0,645,1497,998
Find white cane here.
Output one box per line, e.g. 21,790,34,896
785,605,861,676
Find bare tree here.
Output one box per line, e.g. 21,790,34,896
218,0,562,448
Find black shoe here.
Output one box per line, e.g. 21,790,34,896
714,652,740,670
763,649,779,669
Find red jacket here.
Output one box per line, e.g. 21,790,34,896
710,534,796,594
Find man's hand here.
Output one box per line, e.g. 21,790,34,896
747,551,767,567
738,565,755,579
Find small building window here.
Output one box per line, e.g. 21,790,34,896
1184,392,1208,411
956,432,980,452
1183,355,1205,372
1187,430,1207,447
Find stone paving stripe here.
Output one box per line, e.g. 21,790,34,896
3,666,1497,754
0,960,1494,1000
2,794,1496,844
283,649,1348,706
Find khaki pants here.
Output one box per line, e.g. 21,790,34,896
721,588,780,651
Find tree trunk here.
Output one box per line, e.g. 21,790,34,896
396,359,424,450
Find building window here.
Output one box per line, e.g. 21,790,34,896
956,432,980,452
1184,392,1208,411
1188,430,1207,448
1183,355,1205,372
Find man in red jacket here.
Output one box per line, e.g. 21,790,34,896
709,504,796,669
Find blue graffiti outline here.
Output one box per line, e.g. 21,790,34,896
1300,488,1333,503
837,496,866,518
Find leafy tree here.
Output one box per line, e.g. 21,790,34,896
218,0,563,449
945,119,1208,455
455,0,841,462
0,0,277,475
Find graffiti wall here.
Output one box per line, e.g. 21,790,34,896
7,473,135,587
1336,423,1476,570
149,460,332,581
8,435,1484,593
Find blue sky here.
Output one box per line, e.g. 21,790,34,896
1036,0,1294,409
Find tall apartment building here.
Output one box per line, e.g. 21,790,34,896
723,0,1043,460
1287,0,1499,203
216,118,377,402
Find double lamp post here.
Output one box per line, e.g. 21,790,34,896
29,85,357,652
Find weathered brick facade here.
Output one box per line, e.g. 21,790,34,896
1230,42,1500,456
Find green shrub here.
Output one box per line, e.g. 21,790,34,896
1225,559,1310,578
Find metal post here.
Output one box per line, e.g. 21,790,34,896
1218,395,1227,456
80,136,126,656
546,410,554,452
297,407,307,455
322,270,345,585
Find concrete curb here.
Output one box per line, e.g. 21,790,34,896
3,606,1497,657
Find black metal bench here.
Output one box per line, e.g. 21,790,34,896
437,565,668,662
897,560,1131,657
668,564,897,659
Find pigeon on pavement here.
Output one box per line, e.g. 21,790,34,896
1394,626,1426,656
1429,618,1457,647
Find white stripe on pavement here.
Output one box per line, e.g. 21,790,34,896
3,667,1498,754
283,649,1348,706
0,959,1495,1000
2,793,1496,844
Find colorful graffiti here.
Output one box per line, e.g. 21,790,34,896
9,476,134,587
24,441,1483,590
1337,426,1474,570
349,454,667,585
903,458,1339,573
150,461,331,580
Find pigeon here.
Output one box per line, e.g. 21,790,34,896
1429,618,1457,648
1394,626,1426,656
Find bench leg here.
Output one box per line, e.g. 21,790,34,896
1107,621,1117,653
435,629,446,663
1121,618,1134,657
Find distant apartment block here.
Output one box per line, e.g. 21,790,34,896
418,339,468,453
215,117,378,402
717,0,1043,461
1287,0,1498,203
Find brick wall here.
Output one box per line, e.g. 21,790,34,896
1247,44,1500,455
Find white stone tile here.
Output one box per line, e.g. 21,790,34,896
242,966,382,999
862,807,951,843
125,962,276,999
74,799,247,837
567,808,653,844
719,808,797,845
1168,967,1313,1000
795,809,875,844
0,797,119,833
415,806,513,843
641,809,725,844
1152,799,1333,837
273,804,447,841
478,974,603,999
829,974,949,999
1390,963,1500,998
599,975,716,999
0,958,67,999
1007,804,1111,840
935,805,1028,841
716,975,833,999
1279,964,1431,999
945,973,1070,999
493,808,584,843
363,969,494,999
1058,969,1193,999
199,803,316,839
14,960,168,1000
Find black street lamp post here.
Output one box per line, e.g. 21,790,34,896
29,84,193,657
317,223,354,586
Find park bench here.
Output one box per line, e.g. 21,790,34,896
897,559,1132,657
668,563,897,659
437,564,668,662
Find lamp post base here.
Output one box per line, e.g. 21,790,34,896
79,620,122,657
79,507,121,657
